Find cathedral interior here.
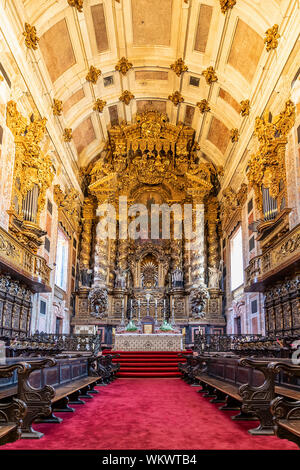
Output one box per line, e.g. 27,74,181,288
0,0,299,453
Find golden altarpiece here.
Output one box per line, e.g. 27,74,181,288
73,111,225,343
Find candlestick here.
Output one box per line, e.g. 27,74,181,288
155,299,158,325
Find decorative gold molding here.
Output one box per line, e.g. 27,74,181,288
170,58,188,77
240,99,250,117
197,99,210,113
245,223,300,291
264,24,280,52
63,128,73,142
86,65,101,84
54,184,81,231
6,100,54,251
219,0,236,14
220,184,248,231
23,23,39,50
119,90,135,105
68,0,84,12
168,91,184,106
230,128,239,143
52,99,63,116
0,226,51,290
202,66,218,85
115,57,133,76
247,100,295,212
89,111,214,205
93,99,107,113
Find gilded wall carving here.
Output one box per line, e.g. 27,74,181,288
247,100,295,212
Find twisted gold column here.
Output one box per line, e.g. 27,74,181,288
79,197,95,270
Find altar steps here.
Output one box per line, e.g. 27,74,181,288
103,350,192,378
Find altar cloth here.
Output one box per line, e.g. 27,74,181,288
113,333,183,351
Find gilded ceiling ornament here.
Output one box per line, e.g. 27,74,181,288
86,66,101,84
93,99,107,113
230,128,239,143
63,128,73,142
264,24,280,51
219,0,236,13
119,90,135,105
247,100,295,211
68,0,84,12
240,99,250,117
201,66,218,85
197,99,210,114
170,58,188,77
52,99,63,116
168,91,184,106
23,23,39,50
115,57,133,76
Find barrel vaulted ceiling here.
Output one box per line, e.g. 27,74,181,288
1,0,299,192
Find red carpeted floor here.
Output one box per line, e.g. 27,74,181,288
1,378,298,450
104,350,192,378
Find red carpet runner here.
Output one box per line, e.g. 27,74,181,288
104,350,193,378
2,378,298,450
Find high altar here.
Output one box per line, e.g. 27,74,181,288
72,111,225,346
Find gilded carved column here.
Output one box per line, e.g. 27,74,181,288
207,198,220,287
93,195,112,288
79,196,95,271
188,194,205,287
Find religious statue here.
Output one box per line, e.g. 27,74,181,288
190,285,209,318
114,267,130,289
80,268,93,287
208,261,223,289
171,268,184,288
89,287,108,318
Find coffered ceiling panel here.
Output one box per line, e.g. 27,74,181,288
39,18,76,83
227,19,264,83
131,0,172,46
194,3,213,53
8,0,298,186
207,117,231,154
91,3,109,53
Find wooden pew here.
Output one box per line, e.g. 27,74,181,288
192,354,300,435
269,361,300,448
0,363,27,445
0,355,104,439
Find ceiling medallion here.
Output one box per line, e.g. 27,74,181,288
240,100,250,117
52,99,63,116
23,23,39,50
264,24,280,51
230,128,239,143
202,66,218,85
63,128,73,142
197,99,210,114
68,0,84,12
119,90,135,105
168,91,184,106
219,0,236,14
86,66,101,84
170,58,188,77
93,99,107,113
115,57,133,76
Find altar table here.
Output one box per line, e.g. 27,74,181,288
113,333,183,351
